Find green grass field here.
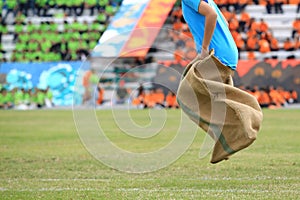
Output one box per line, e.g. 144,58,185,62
0,108,299,199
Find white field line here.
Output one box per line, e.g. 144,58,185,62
0,176,300,182
0,187,299,193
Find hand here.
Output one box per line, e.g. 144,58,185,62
187,48,210,68
199,47,209,60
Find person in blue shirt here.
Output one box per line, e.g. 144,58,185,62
181,0,238,70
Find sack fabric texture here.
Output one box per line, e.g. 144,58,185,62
177,50,263,163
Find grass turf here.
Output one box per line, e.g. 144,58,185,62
0,109,299,199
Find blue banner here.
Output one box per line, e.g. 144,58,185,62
0,61,90,106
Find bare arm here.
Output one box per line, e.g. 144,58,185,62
198,1,217,52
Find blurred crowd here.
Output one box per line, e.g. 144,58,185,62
1,0,122,21
0,0,122,62
82,68,299,109
0,86,54,110
1,80,298,110
131,87,179,109
240,85,298,108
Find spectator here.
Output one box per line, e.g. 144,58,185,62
23,89,32,106
3,0,18,22
59,38,69,59
35,0,49,17
48,0,57,9
153,88,165,108
14,10,26,24
292,17,300,38
0,89,14,109
173,17,183,32
249,18,261,34
27,38,40,51
68,38,80,56
251,86,261,101
26,21,38,33
260,19,269,33
291,90,298,103
40,37,52,52
239,8,250,32
76,40,89,60
171,6,183,22
0,1,3,22
182,25,193,38
270,34,280,51
0,18,8,42
132,83,145,108
90,20,106,33
265,0,275,14
13,21,25,42
165,91,179,108
32,88,45,108
274,0,284,14
228,0,239,12
247,28,258,40
229,17,239,31
231,30,245,52
13,88,26,109
71,0,84,16
85,0,99,16
137,83,145,97
258,35,271,54
283,37,295,51
247,35,259,51
0,45,6,61
40,21,49,32
70,19,81,32
143,90,153,108
257,88,272,108
269,86,287,107
82,68,98,105
96,10,108,23
19,0,29,16
247,51,256,60
57,0,67,13
174,47,185,62
96,83,105,105
105,3,118,17
115,80,130,104
99,0,109,11
238,0,250,13
49,21,58,32
278,86,292,103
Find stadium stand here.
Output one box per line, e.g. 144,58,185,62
0,0,121,62
0,0,299,109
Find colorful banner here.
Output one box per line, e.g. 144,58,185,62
0,61,89,105
120,0,177,57
234,59,300,90
93,0,150,57
157,59,300,100
93,0,176,58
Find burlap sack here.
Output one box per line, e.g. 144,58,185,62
177,50,263,163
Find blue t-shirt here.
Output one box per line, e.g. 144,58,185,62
182,0,238,70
